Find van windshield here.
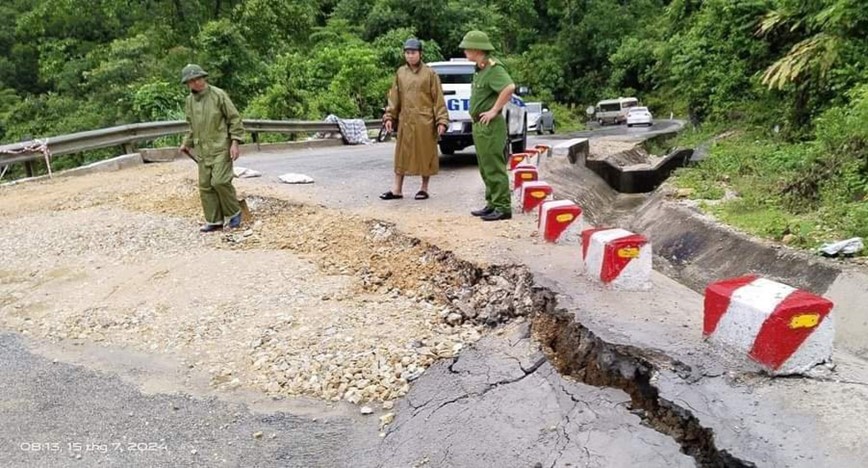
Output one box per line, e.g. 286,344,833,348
431,66,474,84
526,103,542,113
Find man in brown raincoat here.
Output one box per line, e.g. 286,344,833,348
380,38,449,200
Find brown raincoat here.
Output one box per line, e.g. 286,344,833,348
384,63,449,176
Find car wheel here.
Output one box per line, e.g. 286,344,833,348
627,123,633,128
439,143,455,155
511,133,527,154
549,122,556,135
510,114,528,154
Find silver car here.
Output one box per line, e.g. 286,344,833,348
527,102,556,134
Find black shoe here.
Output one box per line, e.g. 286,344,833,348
471,206,495,217
200,224,223,233
481,210,512,222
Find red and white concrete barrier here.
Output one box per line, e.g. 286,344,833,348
522,148,542,167
534,144,552,159
511,163,538,191
508,153,528,171
518,181,553,214
704,275,835,375
538,200,582,243
582,228,651,290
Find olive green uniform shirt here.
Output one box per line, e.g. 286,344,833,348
469,59,513,119
182,85,244,161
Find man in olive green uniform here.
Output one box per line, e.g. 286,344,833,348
460,31,516,221
179,64,244,232
380,38,449,201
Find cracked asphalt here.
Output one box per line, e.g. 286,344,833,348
364,322,694,468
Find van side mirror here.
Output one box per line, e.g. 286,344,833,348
542,108,549,113
517,86,530,96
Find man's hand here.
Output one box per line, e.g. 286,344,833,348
479,109,500,125
230,140,241,161
437,124,446,136
384,119,393,133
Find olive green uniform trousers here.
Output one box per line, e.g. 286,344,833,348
198,155,241,226
472,116,511,213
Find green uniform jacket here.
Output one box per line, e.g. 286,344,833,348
182,85,244,161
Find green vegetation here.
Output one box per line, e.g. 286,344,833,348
0,0,865,245
673,83,868,249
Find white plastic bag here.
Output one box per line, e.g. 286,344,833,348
819,237,864,256
233,167,262,178
278,173,315,184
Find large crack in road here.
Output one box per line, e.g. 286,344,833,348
0,162,762,467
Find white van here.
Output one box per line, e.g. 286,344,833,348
428,59,528,157
594,97,639,125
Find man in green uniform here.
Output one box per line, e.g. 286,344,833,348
460,31,516,221
179,64,244,232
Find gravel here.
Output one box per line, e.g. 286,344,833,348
0,172,537,408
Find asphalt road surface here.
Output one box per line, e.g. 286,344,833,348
4,119,864,468
0,123,692,468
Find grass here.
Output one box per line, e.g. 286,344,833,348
670,128,868,254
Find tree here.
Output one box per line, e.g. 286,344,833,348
196,19,265,109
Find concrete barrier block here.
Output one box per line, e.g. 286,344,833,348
704,275,835,375
518,181,553,214
539,200,583,243
523,148,542,167
511,163,538,191
140,148,178,163
56,153,143,178
508,153,528,171
534,144,552,159
553,138,589,165
582,228,651,290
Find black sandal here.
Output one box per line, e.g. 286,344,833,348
414,191,430,200
380,191,403,200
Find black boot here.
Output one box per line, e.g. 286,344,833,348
481,210,512,221
471,206,495,217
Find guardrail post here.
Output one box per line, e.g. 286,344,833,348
24,161,34,177
122,142,135,155
252,132,260,151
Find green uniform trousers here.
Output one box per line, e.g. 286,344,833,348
472,116,511,213
198,154,241,226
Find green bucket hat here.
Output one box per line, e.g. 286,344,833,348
459,30,495,51
180,64,208,84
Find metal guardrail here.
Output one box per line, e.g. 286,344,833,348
0,119,381,168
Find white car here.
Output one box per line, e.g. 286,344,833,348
626,106,653,127
428,59,528,157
